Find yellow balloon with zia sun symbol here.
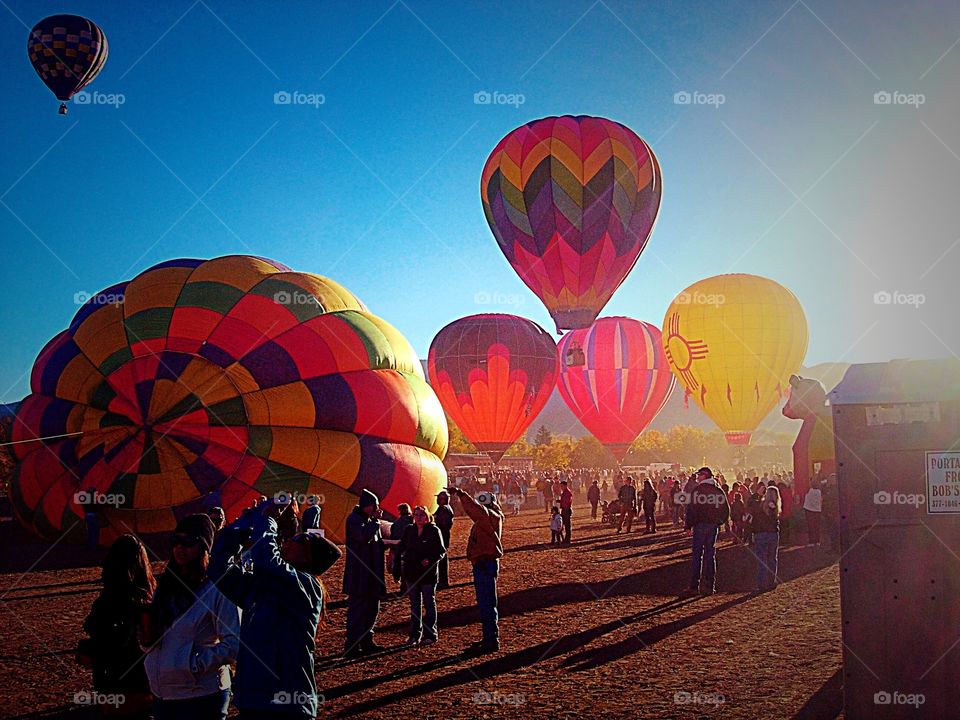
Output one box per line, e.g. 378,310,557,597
661,274,808,445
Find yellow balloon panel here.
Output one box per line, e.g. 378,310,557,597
662,274,808,442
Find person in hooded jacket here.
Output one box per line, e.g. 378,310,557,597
397,506,446,646
142,514,240,720
209,499,341,719
447,486,503,654
340,489,387,657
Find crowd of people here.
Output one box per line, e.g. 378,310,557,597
75,461,837,719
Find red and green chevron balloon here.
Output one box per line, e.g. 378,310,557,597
481,115,662,333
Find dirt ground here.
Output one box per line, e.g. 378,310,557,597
0,499,843,719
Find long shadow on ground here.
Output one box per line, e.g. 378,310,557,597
332,595,741,716
377,544,835,634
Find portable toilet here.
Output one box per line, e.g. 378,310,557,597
830,358,960,719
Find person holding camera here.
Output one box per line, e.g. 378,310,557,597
341,489,388,657
446,486,503,654
209,498,342,719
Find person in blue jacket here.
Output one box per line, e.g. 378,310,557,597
341,489,387,657
209,499,341,719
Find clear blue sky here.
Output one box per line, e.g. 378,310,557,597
2,0,958,402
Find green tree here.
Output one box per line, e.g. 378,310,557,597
534,424,553,447
446,416,476,454
570,436,615,469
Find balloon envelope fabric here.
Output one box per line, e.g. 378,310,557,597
11,256,448,546
481,115,662,332
557,317,675,462
661,274,808,445
428,314,557,464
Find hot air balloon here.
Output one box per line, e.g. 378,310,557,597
481,115,662,333
27,15,108,114
10,256,448,546
427,314,557,464
557,317,675,462
661,274,808,445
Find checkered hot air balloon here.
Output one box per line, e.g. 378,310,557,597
481,116,662,333
10,256,448,546
27,15,108,114
557,317,675,462
428,314,557,464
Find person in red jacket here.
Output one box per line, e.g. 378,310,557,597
558,480,573,543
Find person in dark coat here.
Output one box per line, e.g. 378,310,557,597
301,496,322,531
341,489,387,657
641,479,658,533
397,506,446,646
433,491,455,589
616,477,638,533
79,534,155,719
389,504,414,594
209,499,341,719
680,467,731,597
587,480,601,519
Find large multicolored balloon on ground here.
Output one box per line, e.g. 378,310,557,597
557,317,675,461
28,15,108,114
428,314,557,464
661,274,808,445
10,256,448,546
481,115,662,333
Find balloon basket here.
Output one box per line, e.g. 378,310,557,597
58,103,67,115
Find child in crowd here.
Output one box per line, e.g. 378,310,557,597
549,507,563,544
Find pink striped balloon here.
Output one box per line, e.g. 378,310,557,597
557,316,675,461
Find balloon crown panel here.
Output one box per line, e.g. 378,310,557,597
10,255,448,546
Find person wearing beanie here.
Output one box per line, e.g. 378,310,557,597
341,489,387,657
447,486,504,654
209,498,342,719
143,513,240,720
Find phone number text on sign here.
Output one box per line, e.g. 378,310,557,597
926,452,960,513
